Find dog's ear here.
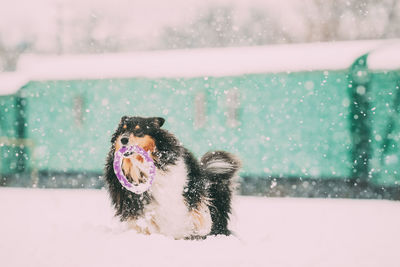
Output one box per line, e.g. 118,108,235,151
149,117,165,128
111,116,128,143
120,116,128,125
111,132,118,144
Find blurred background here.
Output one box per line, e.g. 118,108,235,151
0,0,400,199
1,0,400,68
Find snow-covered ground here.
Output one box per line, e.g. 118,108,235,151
0,188,399,267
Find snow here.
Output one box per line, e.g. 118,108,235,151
0,72,28,96
17,39,398,81
1,39,397,95
368,42,400,70
1,188,399,267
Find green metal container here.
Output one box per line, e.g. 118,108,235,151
0,40,399,191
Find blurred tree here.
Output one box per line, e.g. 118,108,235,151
1,1,400,61
70,10,121,54
299,0,346,42
159,0,400,50
160,5,238,49
381,0,400,38
299,0,400,42
0,38,33,71
160,5,294,49
240,8,294,45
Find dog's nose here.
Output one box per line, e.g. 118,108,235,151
121,137,129,145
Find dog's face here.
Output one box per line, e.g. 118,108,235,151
111,116,165,184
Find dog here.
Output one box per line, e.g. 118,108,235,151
104,116,240,239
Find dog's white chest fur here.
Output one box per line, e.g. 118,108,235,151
129,159,212,239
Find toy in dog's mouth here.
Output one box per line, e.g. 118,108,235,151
113,145,156,194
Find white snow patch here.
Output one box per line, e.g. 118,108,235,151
0,72,29,95
2,39,398,95
368,42,400,70
0,188,399,267
17,39,398,81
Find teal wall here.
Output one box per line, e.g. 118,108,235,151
17,71,352,179
0,95,17,138
369,71,400,186
0,95,19,174
1,67,399,186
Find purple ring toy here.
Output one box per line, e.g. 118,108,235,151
113,145,156,194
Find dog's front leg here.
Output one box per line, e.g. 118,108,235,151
127,212,160,235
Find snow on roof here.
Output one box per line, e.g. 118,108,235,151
0,39,397,95
17,39,399,81
0,72,29,96
368,42,400,70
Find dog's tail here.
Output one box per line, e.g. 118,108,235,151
201,151,241,236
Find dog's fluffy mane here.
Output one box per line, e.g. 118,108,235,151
104,116,240,239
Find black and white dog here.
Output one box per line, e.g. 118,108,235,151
104,116,240,239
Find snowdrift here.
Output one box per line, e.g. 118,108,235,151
0,188,399,267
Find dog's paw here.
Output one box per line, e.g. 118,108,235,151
184,235,207,241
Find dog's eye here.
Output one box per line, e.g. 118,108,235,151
135,131,145,137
